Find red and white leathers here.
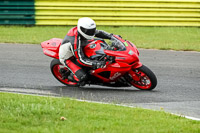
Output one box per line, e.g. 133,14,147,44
59,26,112,82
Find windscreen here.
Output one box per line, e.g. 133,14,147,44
111,38,126,51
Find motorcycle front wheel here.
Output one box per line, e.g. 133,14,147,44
126,65,157,90
50,59,78,86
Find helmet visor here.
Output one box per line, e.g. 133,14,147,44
80,26,96,36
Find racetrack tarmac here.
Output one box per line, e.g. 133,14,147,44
0,43,200,118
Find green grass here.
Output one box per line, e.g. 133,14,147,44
0,92,200,133
0,26,199,51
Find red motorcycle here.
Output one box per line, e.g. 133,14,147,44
41,35,157,90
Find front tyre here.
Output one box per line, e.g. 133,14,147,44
126,65,157,90
50,59,78,86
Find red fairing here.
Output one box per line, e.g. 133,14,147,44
84,40,102,58
105,36,142,69
127,41,139,56
91,62,131,82
104,44,141,67
41,38,62,59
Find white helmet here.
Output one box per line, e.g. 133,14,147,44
77,17,96,40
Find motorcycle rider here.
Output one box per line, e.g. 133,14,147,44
59,17,113,84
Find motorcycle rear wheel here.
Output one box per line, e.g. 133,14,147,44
126,65,157,90
50,59,78,86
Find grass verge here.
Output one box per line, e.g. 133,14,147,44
0,92,200,133
1,26,200,51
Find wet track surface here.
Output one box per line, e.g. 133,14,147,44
0,43,200,118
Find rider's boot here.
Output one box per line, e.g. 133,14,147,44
68,73,86,86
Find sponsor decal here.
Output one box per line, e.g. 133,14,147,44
110,72,121,80
44,49,55,56
89,23,95,27
128,50,134,55
116,57,125,60
124,42,129,46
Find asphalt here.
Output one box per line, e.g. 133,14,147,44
0,43,200,118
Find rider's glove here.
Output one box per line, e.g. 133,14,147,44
92,61,106,69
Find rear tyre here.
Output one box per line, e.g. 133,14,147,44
126,65,157,90
50,59,78,86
